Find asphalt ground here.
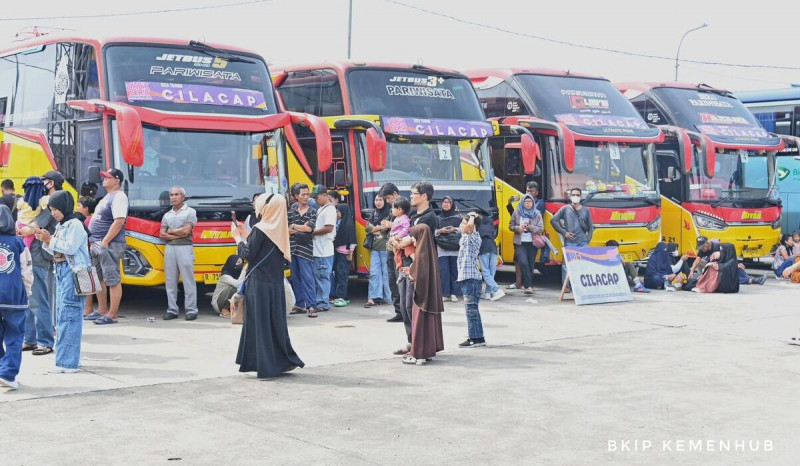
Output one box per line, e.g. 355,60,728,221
1,267,799,464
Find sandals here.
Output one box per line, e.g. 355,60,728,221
22,344,36,352
307,308,318,318
32,346,54,356
94,315,118,325
392,344,411,356
290,306,307,315
364,301,375,308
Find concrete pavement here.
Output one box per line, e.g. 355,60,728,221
1,273,799,464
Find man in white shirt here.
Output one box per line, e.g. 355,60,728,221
311,184,336,313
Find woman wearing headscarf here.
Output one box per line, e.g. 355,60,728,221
330,203,356,307
403,224,445,365
365,194,392,307
232,193,303,378
434,196,462,302
643,242,687,290
696,243,740,293
509,194,544,294
36,191,90,374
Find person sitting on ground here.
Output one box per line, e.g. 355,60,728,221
643,242,688,290
792,231,800,256
211,254,244,317
736,263,767,286
688,236,720,279
693,243,740,293
606,240,649,293
773,234,796,279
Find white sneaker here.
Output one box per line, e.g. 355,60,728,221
507,283,517,289
490,289,505,301
481,293,489,299
665,286,676,292
0,377,18,390
450,295,458,303
48,367,80,374
789,337,800,346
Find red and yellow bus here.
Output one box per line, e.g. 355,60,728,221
616,82,783,258
465,68,664,268
0,33,330,286
273,63,526,275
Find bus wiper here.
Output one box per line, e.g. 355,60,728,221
189,40,255,64
445,197,489,216
187,195,232,200
611,195,660,206
711,189,753,208
582,190,614,203
411,64,460,79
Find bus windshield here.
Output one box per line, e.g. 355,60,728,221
360,136,492,185
113,124,283,213
515,74,643,122
688,149,776,202
105,44,276,115
652,88,774,144
548,141,657,201
347,69,484,120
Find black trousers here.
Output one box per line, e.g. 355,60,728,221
387,252,402,315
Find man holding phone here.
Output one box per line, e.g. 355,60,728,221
160,186,198,320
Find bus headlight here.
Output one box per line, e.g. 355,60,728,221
771,217,782,230
645,216,661,232
123,247,152,277
692,213,727,231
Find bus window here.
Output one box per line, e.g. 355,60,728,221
657,151,681,201
279,69,344,116
750,105,794,135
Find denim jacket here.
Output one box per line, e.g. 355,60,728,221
43,218,90,271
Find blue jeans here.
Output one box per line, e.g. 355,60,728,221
774,260,793,277
314,255,334,310
54,262,86,370
369,250,391,302
479,253,499,294
0,308,26,382
438,255,460,297
459,278,484,339
562,241,588,284
24,265,54,348
290,256,315,309
330,252,350,300
737,268,752,284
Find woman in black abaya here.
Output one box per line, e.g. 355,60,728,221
232,193,304,378
714,243,740,294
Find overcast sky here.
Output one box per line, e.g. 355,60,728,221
2,0,798,92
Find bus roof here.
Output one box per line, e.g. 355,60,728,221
736,87,800,104
273,61,468,77
615,81,733,96
0,32,261,58
464,68,606,87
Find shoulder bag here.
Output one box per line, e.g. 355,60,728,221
236,245,277,296
67,254,101,296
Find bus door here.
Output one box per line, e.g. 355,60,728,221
75,120,104,196
657,150,685,247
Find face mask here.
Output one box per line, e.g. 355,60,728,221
671,250,680,257
570,196,581,204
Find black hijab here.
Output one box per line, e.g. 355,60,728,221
333,204,356,248
370,195,391,226
221,254,244,278
0,205,15,235
48,191,87,233
438,195,461,228
715,242,740,294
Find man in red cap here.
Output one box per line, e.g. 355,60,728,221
88,169,128,325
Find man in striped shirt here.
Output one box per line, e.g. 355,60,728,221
288,184,317,315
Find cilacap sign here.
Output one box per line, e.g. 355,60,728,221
381,117,493,139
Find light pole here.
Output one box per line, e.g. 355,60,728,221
675,23,708,81
347,0,353,59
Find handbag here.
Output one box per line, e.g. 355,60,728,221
67,254,101,296
531,234,546,249
435,231,461,251
363,232,375,250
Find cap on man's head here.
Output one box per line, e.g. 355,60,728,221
696,236,709,249
41,170,65,186
310,184,328,198
100,168,124,182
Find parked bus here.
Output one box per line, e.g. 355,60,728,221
617,82,783,258
272,62,527,275
736,88,800,233
0,33,330,286
465,68,664,268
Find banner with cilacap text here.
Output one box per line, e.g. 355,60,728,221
125,81,267,109
564,246,632,305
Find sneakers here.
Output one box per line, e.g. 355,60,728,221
633,283,651,293
386,314,403,323
459,338,486,348
0,376,18,390
789,337,800,346
450,295,459,303
489,289,506,301
507,283,518,290
48,367,80,374
402,356,426,365
523,287,534,295
332,298,350,307
665,286,676,292
185,313,198,321
163,312,179,320
755,275,767,285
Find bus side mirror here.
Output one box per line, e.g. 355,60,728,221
334,169,346,187
88,166,101,184
114,105,144,167
290,113,332,171
520,134,540,175
366,127,387,172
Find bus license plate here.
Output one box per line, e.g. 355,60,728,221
204,273,221,284
620,253,634,262
742,249,761,258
